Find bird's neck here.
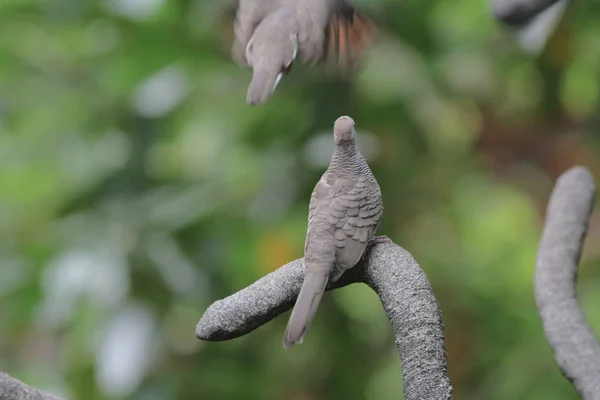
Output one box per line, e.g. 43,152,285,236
329,142,365,174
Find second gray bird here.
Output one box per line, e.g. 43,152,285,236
240,6,299,105
283,116,383,348
233,0,373,105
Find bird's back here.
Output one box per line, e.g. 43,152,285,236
305,155,382,278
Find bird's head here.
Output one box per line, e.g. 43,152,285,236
333,116,356,144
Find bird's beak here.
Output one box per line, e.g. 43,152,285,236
246,69,282,106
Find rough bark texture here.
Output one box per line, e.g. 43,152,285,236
197,237,453,400
0,373,64,400
535,166,600,400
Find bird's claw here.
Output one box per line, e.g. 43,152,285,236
360,236,393,263
368,235,393,246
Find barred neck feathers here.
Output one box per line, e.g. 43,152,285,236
328,140,369,176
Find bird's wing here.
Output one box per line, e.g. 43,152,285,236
231,0,279,66
322,0,375,72
329,176,383,280
304,177,334,256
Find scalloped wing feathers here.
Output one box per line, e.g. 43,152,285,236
306,175,382,280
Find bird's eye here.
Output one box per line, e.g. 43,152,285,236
281,60,294,76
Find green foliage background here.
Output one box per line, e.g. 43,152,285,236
1,0,600,399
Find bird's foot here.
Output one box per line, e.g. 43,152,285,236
361,236,394,262
369,235,393,246
361,235,394,261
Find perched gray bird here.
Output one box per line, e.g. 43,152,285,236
232,0,373,105
283,116,383,348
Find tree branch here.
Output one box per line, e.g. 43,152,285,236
535,166,600,399
197,237,453,400
0,372,64,400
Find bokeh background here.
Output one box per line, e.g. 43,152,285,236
1,0,600,399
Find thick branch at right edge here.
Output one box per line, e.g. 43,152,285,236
535,166,600,400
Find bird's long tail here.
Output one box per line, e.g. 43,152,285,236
283,267,330,348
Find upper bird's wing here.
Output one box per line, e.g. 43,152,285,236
328,176,382,281
231,0,279,66
233,0,373,71
322,0,375,72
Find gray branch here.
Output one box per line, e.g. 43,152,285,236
535,166,600,400
0,372,64,400
197,237,452,400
